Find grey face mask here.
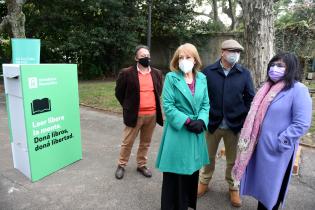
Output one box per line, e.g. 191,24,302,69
226,53,240,65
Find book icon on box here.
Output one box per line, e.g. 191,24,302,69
31,98,51,115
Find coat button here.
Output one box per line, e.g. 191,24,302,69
284,140,288,144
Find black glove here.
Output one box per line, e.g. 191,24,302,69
185,119,205,134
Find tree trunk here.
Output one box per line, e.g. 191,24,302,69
212,0,219,22
0,0,26,38
236,0,243,30
242,0,275,88
228,0,236,30
222,0,236,30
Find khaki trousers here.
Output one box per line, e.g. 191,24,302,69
118,114,156,168
199,128,239,190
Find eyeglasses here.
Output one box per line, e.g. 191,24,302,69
270,63,285,68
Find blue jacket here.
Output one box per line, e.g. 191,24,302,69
202,60,255,134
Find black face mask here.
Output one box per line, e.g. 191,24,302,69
138,57,150,67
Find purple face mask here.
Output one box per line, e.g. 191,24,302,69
268,66,286,82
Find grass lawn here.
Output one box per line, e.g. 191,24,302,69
305,82,315,135
309,83,315,89
78,81,122,113
309,112,315,133
305,81,315,89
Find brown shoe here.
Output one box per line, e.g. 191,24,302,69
229,189,242,207
197,183,208,197
137,166,152,178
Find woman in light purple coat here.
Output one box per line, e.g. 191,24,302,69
232,53,312,210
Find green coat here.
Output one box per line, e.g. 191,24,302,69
155,71,210,175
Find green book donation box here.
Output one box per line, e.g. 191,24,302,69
3,64,82,182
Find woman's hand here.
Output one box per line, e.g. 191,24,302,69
185,119,205,134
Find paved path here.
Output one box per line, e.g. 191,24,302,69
0,97,314,209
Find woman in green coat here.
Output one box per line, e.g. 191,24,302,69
156,43,210,210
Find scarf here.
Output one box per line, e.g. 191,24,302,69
232,81,285,184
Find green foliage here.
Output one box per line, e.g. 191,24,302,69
2,0,210,79
148,0,196,40
1,0,313,79
0,1,10,41
275,22,314,56
189,19,226,33
274,0,315,57
0,39,10,74
276,0,314,28
0,1,6,18
310,111,315,134
22,0,145,79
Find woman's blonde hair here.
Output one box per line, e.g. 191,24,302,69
169,43,202,72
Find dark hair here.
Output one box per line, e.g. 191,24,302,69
267,52,301,89
134,45,149,56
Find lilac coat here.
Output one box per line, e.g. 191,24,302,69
240,82,312,210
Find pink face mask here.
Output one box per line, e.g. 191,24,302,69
268,66,286,82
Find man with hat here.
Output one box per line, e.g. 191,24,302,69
198,39,255,207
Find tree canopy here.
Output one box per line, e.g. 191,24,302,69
0,0,314,79
22,0,145,78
